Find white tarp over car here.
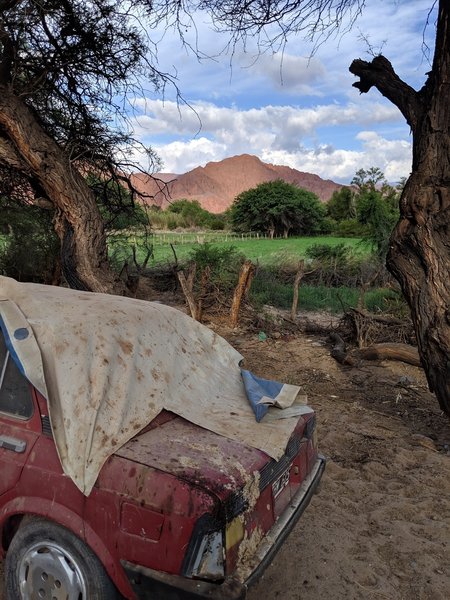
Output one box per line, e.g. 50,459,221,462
0,276,304,495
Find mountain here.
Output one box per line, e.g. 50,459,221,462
130,154,342,214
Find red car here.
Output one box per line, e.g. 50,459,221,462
0,303,324,600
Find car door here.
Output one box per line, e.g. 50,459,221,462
0,325,40,495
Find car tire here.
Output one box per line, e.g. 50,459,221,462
5,516,121,600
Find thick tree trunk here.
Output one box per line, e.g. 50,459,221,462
0,86,126,294
350,0,450,415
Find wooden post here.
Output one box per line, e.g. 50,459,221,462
290,260,305,321
196,266,211,323
230,260,255,328
177,263,198,320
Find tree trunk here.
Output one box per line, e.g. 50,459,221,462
350,0,450,415
0,86,126,294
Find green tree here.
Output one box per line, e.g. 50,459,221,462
348,168,401,260
230,180,326,238
351,167,386,193
167,199,214,228
356,189,399,260
326,187,356,222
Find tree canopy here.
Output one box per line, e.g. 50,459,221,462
230,180,326,238
326,187,355,222
326,169,401,259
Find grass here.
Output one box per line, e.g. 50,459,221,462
108,233,368,267
250,283,400,314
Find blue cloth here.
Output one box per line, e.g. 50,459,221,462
241,369,285,422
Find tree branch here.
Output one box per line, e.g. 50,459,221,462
349,55,422,130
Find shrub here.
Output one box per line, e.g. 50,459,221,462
187,244,245,292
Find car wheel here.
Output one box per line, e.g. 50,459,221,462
5,517,120,600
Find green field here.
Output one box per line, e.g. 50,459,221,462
108,233,367,267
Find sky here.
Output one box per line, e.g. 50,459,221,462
129,1,437,184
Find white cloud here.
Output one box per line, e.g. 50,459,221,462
261,132,412,183
157,137,227,173
131,98,401,140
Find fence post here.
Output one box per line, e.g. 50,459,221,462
230,260,255,328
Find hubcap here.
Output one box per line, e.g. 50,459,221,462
18,540,87,600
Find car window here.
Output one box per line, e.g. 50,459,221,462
0,327,34,419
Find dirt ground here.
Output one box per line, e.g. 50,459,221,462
220,313,450,600
1,308,449,599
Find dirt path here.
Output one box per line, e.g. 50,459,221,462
1,318,449,599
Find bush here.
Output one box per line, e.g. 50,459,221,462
332,218,369,237
187,244,245,292
305,242,354,263
209,218,226,230
167,199,215,228
167,218,178,230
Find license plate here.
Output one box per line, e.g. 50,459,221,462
272,466,291,498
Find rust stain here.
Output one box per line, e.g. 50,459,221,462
117,339,133,355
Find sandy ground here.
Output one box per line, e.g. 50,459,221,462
1,311,449,599
223,319,450,600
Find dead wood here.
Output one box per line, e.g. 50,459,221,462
329,331,421,369
329,332,358,366
291,260,305,321
230,260,255,328
177,263,199,320
359,343,421,367
340,308,416,347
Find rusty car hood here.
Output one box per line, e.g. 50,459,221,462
115,412,271,499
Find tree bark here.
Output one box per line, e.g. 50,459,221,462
0,86,126,294
350,0,450,415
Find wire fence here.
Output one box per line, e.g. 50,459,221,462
108,230,275,246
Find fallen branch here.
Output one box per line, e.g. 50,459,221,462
329,332,357,366
359,343,421,367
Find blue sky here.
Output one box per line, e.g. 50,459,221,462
129,1,437,184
